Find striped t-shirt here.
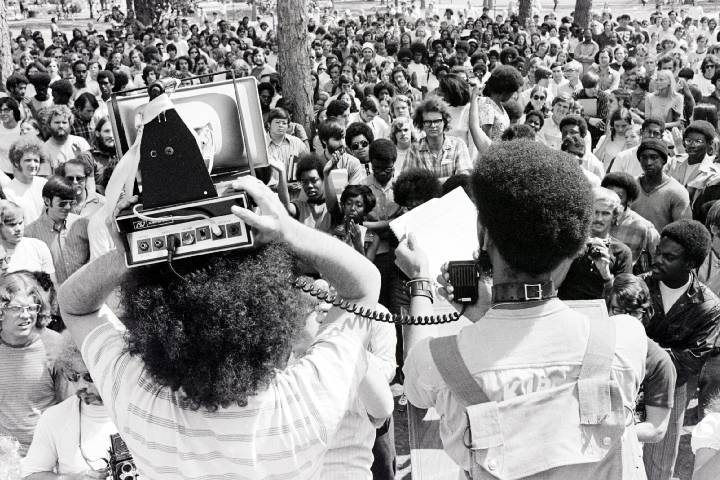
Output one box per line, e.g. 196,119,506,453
78,305,368,479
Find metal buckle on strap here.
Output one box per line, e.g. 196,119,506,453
524,284,542,301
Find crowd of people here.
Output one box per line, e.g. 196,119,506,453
4,0,720,479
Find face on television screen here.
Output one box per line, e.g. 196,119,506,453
108,77,269,175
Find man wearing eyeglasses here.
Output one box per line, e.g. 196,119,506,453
668,121,720,198
0,272,64,457
23,331,117,479
25,176,90,285
55,156,105,218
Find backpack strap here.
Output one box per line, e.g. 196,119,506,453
429,335,490,407
576,304,617,424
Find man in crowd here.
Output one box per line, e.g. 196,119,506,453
22,331,118,477
43,106,91,172
59,176,385,477
404,96,472,183
317,119,367,185
559,187,633,300
25,176,90,285
642,219,720,480
601,172,660,271
633,138,692,232
56,155,106,218
265,107,308,191
399,140,647,477
608,117,666,178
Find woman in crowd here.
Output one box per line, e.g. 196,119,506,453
645,70,684,130
594,109,637,170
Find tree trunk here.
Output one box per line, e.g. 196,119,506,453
277,0,313,137
518,0,532,28
0,0,13,87
574,0,593,30
133,0,154,26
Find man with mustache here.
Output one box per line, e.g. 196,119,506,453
43,106,91,172
558,187,633,300
23,331,117,478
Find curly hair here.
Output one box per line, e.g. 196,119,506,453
345,122,374,147
393,168,442,208
601,172,640,204
45,104,73,126
559,114,588,138
472,140,593,274
412,96,452,131
8,137,48,170
121,243,311,411
500,124,536,141
340,184,377,218
661,219,711,269
482,65,524,97
295,152,325,181
607,273,653,324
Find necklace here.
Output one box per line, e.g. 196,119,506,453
78,399,109,470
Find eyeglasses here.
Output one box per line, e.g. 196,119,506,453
65,370,93,383
4,303,40,315
350,140,369,150
0,108,12,113
533,95,546,100
423,119,444,127
58,200,78,208
684,138,706,146
609,305,646,318
66,175,86,182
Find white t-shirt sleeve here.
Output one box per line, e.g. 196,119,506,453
38,241,55,275
21,406,60,475
692,412,720,454
289,317,369,442
403,337,439,409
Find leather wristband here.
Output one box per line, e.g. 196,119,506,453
407,279,434,303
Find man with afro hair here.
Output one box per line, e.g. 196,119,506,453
399,140,648,477
642,218,720,480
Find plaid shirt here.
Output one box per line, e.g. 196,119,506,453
641,272,720,384
403,135,472,182
611,208,660,265
25,213,90,284
70,117,93,143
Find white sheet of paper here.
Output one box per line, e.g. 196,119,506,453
390,187,479,278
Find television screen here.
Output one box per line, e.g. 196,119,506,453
107,77,269,177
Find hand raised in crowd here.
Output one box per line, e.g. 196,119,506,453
586,237,613,281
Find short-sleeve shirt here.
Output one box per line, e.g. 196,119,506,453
291,199,332,233
4,177,47,225
691,412,720,454
43,135,92,172
5,237,55,276
643,338,677,409
477,96,510,142
403,300,647,471
403,135,472,182
78,306,369,479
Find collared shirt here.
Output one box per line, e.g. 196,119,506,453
641,272,720,384
25,213,90,284
611,208,660,265
266,133,308,183
669,154,717,188
361,175,402,255
74,192,106,218
70,116,93,143
403,135,472,182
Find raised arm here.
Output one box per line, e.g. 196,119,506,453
469,86,492,155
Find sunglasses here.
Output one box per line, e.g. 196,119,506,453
533,96,546,100
351,140,369,150
66,175,86,182
65,370,93,383
58,200,78,208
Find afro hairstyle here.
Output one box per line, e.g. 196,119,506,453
393,168,442,208
472,140,593,275
661,219,711,269
121,242,311,411
601,172,641,204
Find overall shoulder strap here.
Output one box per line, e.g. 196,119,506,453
429,335,490,407
576,303,618,424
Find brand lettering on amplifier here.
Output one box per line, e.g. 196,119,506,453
133,218,173,230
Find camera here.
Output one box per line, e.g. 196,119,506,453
587,244,604,260
109,433,138,480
